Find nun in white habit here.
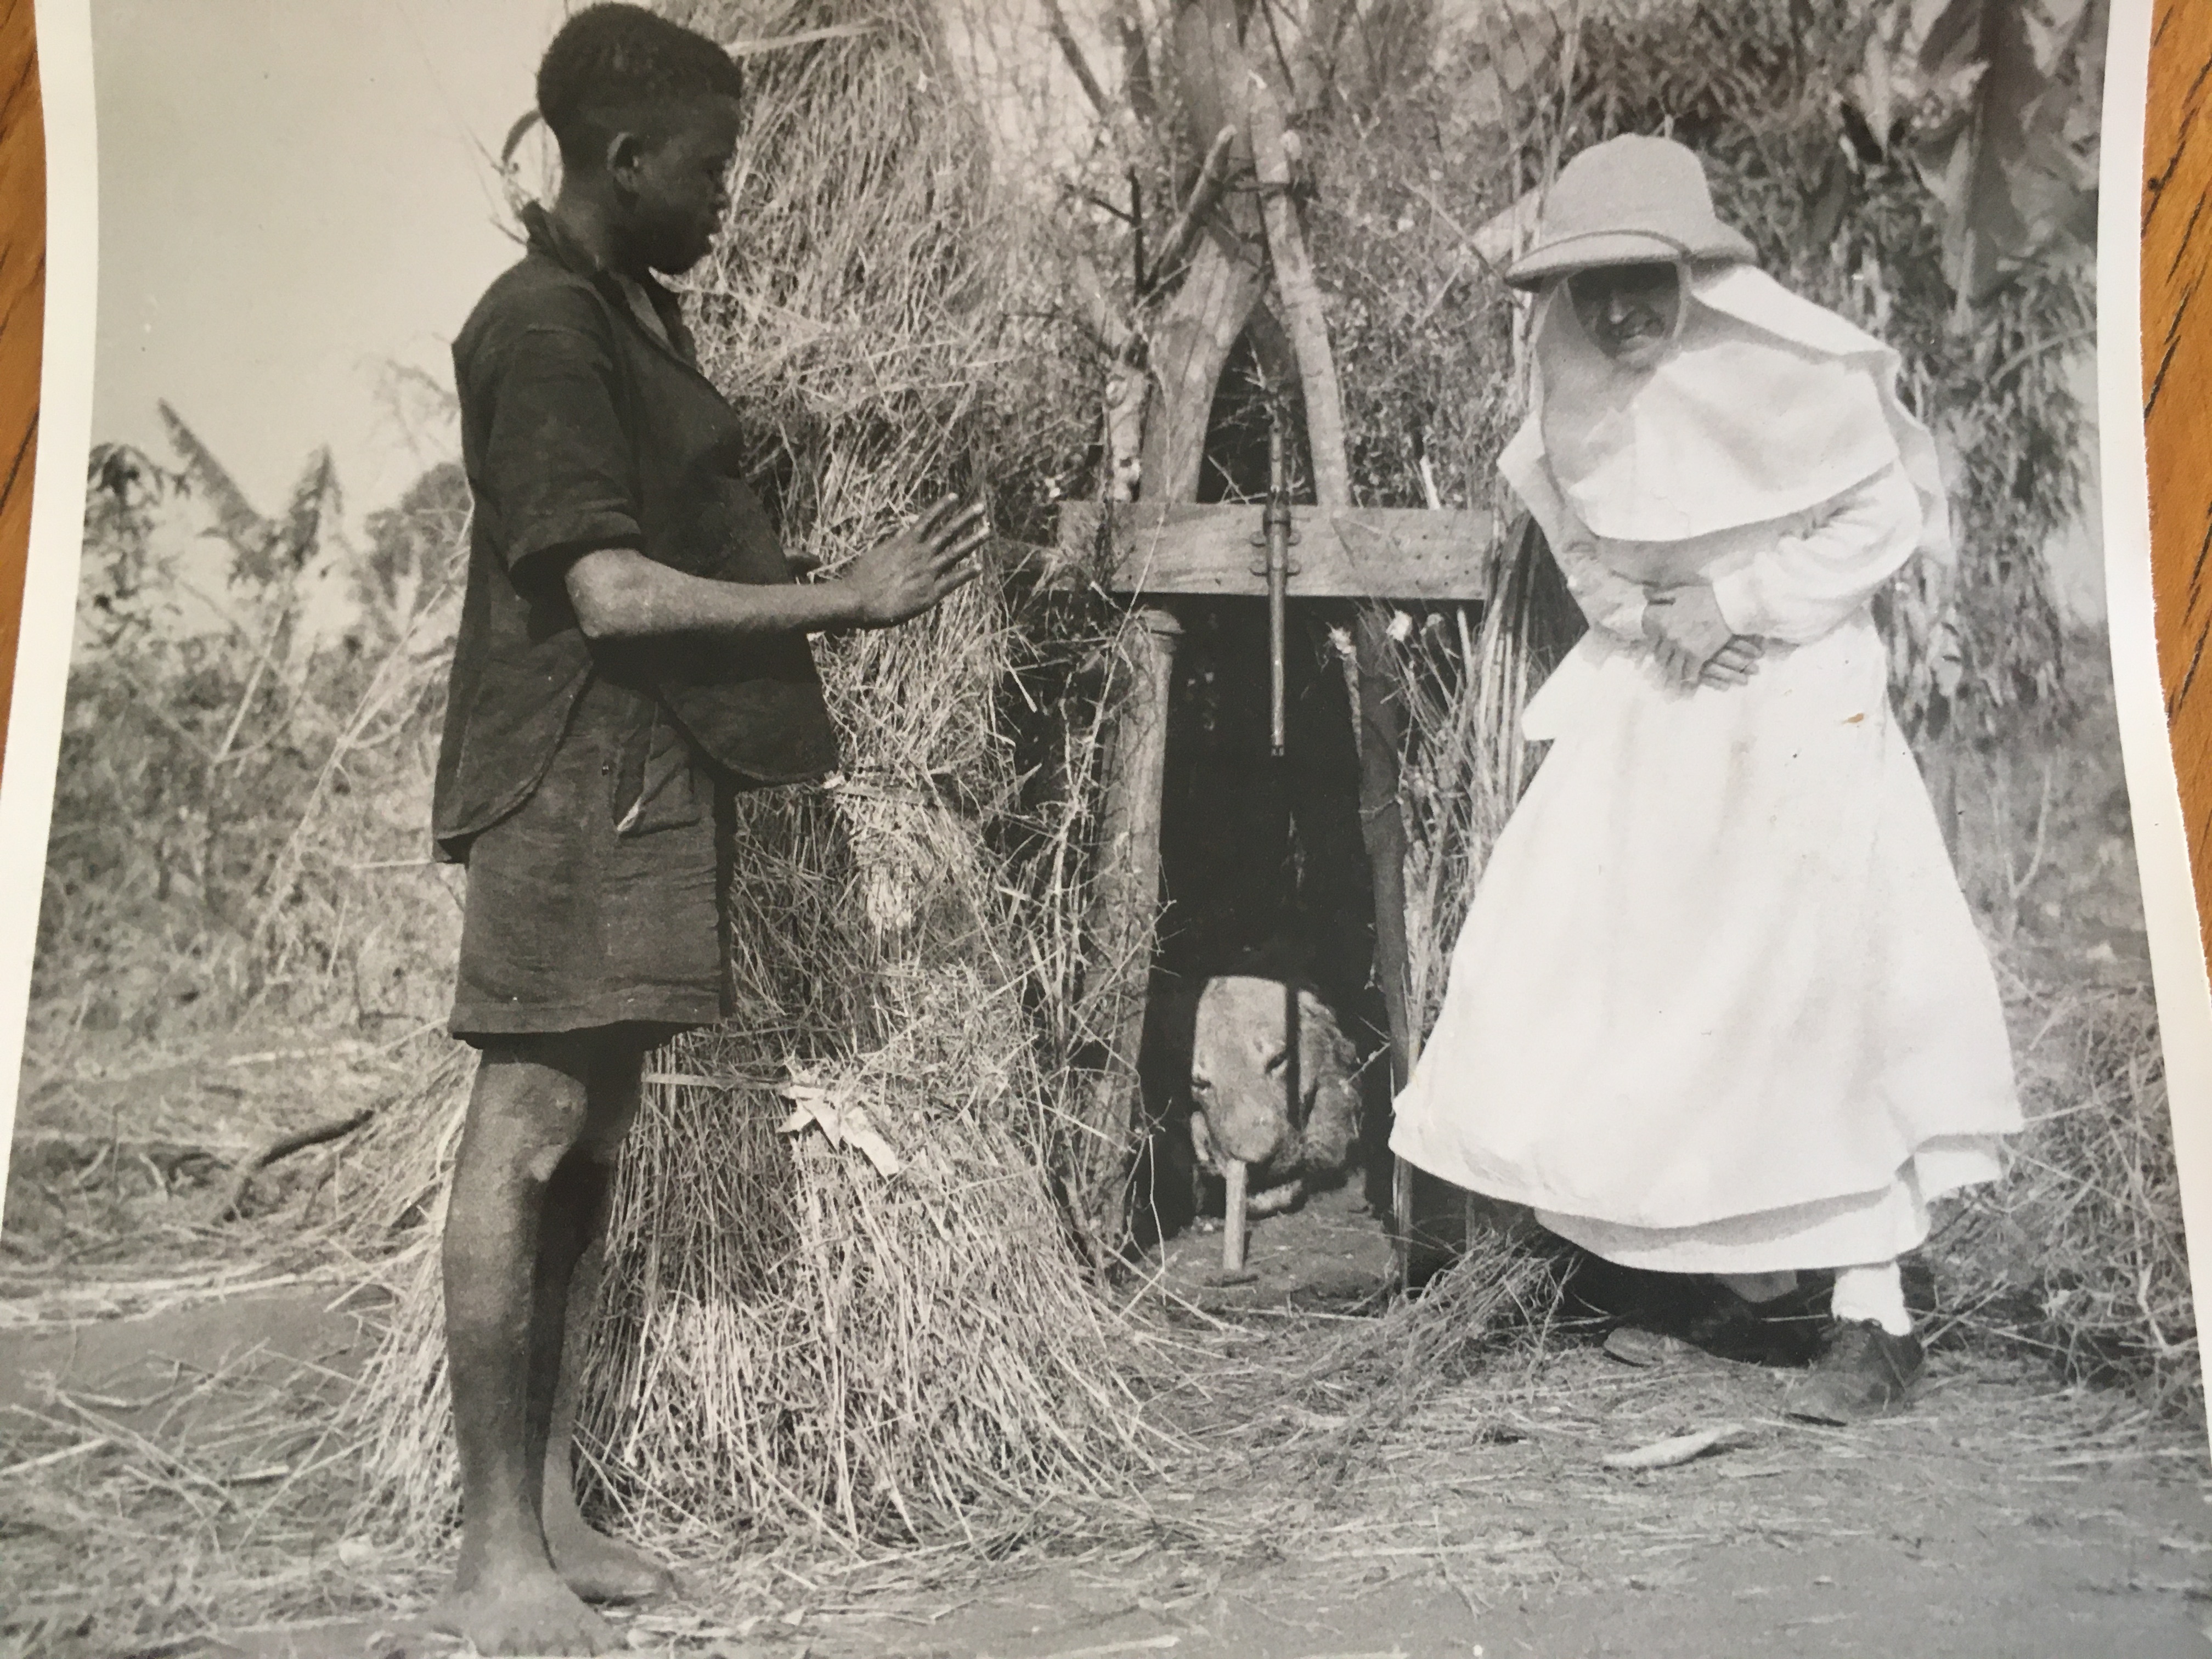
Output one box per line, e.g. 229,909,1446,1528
1391,134,2020,1421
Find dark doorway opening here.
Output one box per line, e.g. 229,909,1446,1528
1126,322,1398,1249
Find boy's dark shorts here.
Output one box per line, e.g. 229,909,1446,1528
449,693,733,1045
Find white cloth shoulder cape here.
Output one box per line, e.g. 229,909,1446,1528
1516,264,1954,566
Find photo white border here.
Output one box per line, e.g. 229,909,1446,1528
2100,0,2212,1437
0,0,97,1203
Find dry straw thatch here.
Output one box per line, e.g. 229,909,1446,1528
344,955,1160,1556
1932,984,2198,1413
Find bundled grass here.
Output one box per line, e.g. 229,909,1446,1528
343,781,1153,1557
591,977,1153,1547
1933,984,2197,1414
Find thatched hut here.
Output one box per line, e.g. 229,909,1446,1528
345,0,2149,1567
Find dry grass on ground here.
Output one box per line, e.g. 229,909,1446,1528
2,1246,2203,1659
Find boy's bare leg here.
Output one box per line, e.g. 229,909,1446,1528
432,1031,619,1657
541,1040,672,1601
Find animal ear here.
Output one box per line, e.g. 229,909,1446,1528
1302,1076,1362,1167
1295,989,1355,1065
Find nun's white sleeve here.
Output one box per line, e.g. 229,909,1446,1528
1511,452,1649,640
1707,464,1922,644
1553,521,1651,640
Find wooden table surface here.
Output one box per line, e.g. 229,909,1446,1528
0,0,39,769
2143,0,2212,967
0,5,2202,958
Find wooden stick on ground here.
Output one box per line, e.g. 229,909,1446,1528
1222,1157,1249,1274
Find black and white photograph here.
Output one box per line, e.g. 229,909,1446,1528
0,1,2204,1655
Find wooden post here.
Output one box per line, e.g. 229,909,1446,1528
1246,45,1425,1289
1073,605,1183,1264
1249,84,1350,509
1138,219,1265,504
1351,609,1422,1282
1221,1157,1249,1274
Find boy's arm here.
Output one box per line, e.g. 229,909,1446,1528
473,294,985,640
566,496,988,640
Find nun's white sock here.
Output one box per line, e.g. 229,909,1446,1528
1830,1261,1911,1336
1716,1270,1799,1304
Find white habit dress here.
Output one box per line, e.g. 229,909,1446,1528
1389,270,2021,1276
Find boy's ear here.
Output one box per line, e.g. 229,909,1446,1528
603,129,648,185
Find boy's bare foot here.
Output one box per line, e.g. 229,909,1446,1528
431,1568,619,1656
545,1503,673,1602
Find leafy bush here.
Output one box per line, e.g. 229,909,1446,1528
32,437,466,1050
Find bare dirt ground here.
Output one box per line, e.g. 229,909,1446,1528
4,1146,2207,1659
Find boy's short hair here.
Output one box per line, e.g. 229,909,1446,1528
538,4,745,167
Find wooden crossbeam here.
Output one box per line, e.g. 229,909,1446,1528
1057,501,1495,601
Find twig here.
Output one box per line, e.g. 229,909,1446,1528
1144,126,1240,292
1988,327,2096,391
0,1436,111,1477
2007,755,2058,906
1431,1508,1490,1620
1601,1423,1755,1471
222,1108,376,1220
1041,0,1113,121
33,1395,234,1506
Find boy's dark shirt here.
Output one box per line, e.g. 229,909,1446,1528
433,204,839,859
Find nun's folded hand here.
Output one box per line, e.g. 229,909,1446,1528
1699,636,1765,689
1642,584,1740,686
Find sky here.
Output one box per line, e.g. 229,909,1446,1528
91,0,572,528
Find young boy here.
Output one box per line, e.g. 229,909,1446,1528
428,9,986,1654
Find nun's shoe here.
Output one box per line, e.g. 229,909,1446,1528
1783,1319,1925,1424
1686,1280,1829,1368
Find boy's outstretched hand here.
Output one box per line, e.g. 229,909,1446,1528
840,495,990,628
